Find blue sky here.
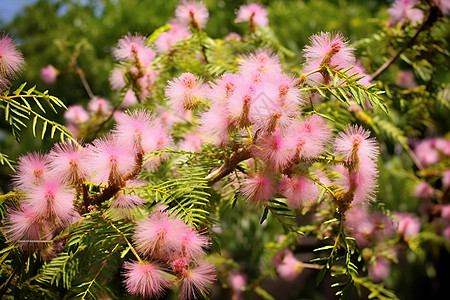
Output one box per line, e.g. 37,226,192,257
0,0,39,25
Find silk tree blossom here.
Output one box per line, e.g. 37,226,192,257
443,170,450,189
369,257,391,282
433,0,450,15
334,125,379,165
40,64,58,84
47,141,85,185
241,173,275,203
393,212,421,240
174,227,210,260
179,262,216,300
112,180,145,209
81,137,137,185
87,97,114,116
175,0,209,30
113,34,155,66
276,250,304,281
0,33,25,91
165,72,207,112
109,67,127,91
278,176,319,209
238,51,282,81
121,89,139,108
154,23,191,53
12,152,49,190
388,0,424,26
113,109,155,153
235,3,269,32
25,179,76,224
252,129,293,171
122,260,172,298
64,105,90,126
2,204,44,250
414,181,435,198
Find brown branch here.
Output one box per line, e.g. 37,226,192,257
71,57,94,99
206,147,252,185
371,6,440,80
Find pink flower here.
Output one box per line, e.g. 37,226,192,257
369,257,391,282
12,152,49,190
121,89,138,108
278,176,318,209
229,272,246,299
179,262,216,300
141,120,173,154
414,139,440,167
113,109,155,153
122,260,172,298
241,173,275,203
113,34,155,66
393,212,420,240
40,64,58,84
414,182,435,198
178,134,203,152
87,97,113,116
285,115,332,161
64,105,90,126
133,211,185,259
433,0,450,15
199,103,231,146
0,33,25,89
274,250,303,281
388,0,424,26
396,70,417,89
81,136,137,185
174,227,209,260
109,67,127,91
303,32,354,70
175,0,209,30
154,23,191,53
345,205,376,246
238,51,282,80
112,180,145,209
26,179,76,224
165,73,207,112
47,141,85,184
235,3,269,29
252,129,293,171
334,125,379,165
3,204,43,248
443,170,450,189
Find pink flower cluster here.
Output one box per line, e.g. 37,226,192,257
0,33,25,92
40,64,59,84
110,33,159,103
235,3,269,32
388,0,424,26
123,210,215,299
271,249,305,282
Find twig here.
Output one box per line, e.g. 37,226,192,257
71,57,94,99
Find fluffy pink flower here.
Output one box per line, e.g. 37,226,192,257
154,23,191,53
414,139,440,167
3,204,43,247
199,103,231,146
141,120,173,155
122,260,172,298
208,73,239,104
47,141,85,184
113,34,155,66
334,125,379,164
113,109,155,152
121,89,138,108
278,176,319,209
64,105,90,126
26,179,76,224
388,0,424,26
252,129,293,171
87,97,113,116
433,0,450,15
443,170,450,189
81,137,137,185
227,80,256,129
178,134,203,152
179,262,216,300
174,227,209,260
285,115,332,161
133,211,186,259
112,180,145,209
369,257,391,282
414,182,435,198
393,212,420,240
12,152,49,190
175,0,209,30
0,33,25,80
165,72,207,112
276,251,303,281
345,205,376,246
229,272,246,299
109,67,127,91
235,3,269,29
40,64,58,84
241,173,275,203
238,51,282,80
303,32,354,69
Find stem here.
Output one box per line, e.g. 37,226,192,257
71,57,94,99
205,148,252,185
370,6,439,80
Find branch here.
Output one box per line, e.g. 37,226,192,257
205,147,252,185
371,6,439,80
